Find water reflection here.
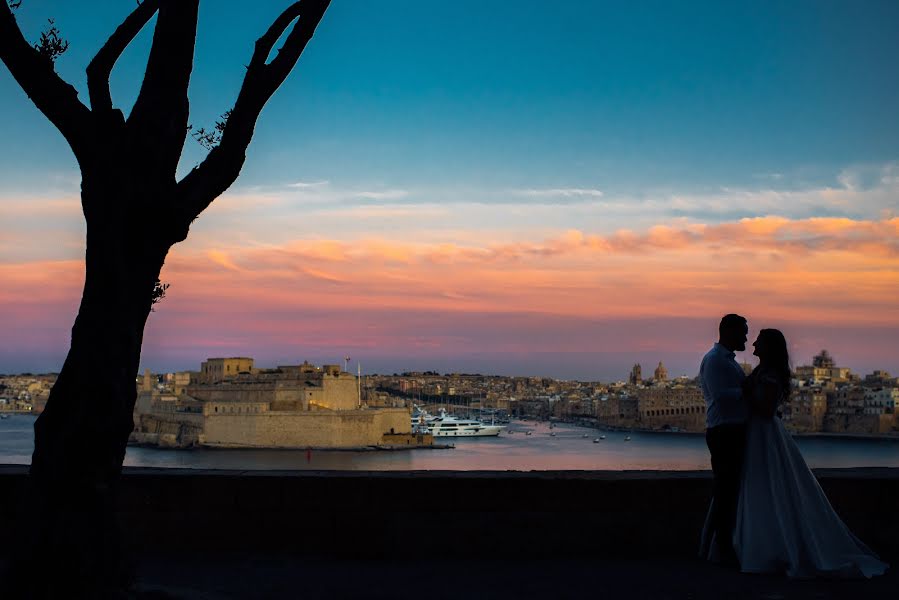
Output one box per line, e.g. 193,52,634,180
1,416,897,470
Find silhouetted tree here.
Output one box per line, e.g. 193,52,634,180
1,0,330,594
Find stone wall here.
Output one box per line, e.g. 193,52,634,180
824,413,895,435
187,382,307,407
201,408,411,448
134,413,205,448
1,467,895,560
319,373,359,410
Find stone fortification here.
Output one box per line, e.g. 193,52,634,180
201,408,410,448
132,359,417,449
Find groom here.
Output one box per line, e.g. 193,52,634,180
700,313,749,566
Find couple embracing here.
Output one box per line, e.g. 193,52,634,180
698,314,888,578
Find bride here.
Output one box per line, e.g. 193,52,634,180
730,328,888,578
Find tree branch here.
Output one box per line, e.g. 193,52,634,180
127,0,199,178
87,0,159,114
0,2,91,161
175,0,330,231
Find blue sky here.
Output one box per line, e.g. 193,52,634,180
2,1,899,378
3,0,898,195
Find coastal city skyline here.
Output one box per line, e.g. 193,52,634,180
2,1,899,379
0,345,890,384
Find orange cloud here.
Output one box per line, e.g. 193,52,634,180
2,216,898,370
206,249,241,271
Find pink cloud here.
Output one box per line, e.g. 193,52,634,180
2,216,898,374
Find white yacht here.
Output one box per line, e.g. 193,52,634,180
411,408,504,437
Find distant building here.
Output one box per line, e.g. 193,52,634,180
653,361,668,383
629,364,642,386
795,350,853,385
827,386,865,415
199,357,254,384
636,385,705,431
785,387,827,432
863,370,894,388
863,388,899,415
813,350,835,369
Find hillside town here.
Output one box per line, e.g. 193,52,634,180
2,350,897,437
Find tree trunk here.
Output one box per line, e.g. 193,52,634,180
8,186,170,597
32,229,164,485
0,2,333,593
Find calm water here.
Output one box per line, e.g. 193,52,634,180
1,415,898,470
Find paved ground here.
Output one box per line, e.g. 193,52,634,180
127,555,896,600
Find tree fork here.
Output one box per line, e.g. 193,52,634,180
1,1,332,594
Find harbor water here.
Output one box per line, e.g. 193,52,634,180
1,414,898,471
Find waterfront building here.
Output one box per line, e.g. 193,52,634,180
596,393,639,426
823,385,897,434
636,384,705,431
785,387,827,432
827,386,865,415
863,388,899,415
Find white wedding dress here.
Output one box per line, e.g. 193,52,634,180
700,375,889,578
701,373,889,578
734,411,888,577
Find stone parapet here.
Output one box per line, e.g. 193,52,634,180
0,466,895,560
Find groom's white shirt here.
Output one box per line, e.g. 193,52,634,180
700,342,748,428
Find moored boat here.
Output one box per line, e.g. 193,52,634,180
411,408,504,437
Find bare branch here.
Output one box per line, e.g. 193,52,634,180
87,0,159,113
0,2,91,161
127,0,199,178
175,0,330,226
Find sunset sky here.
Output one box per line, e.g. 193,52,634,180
2,0,899,379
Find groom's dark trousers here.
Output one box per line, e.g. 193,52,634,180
706,423,747,562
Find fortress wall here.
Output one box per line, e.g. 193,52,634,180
188,384,303,405
134,413,205,447
138,413,205,430
320,376,358,410
201,408,411,448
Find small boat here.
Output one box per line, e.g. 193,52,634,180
593,438,600,443
582,434,589,438
624,436,632,441
0,414,10,420
525,431,532,436
549,432,556,437
599,435,606,440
